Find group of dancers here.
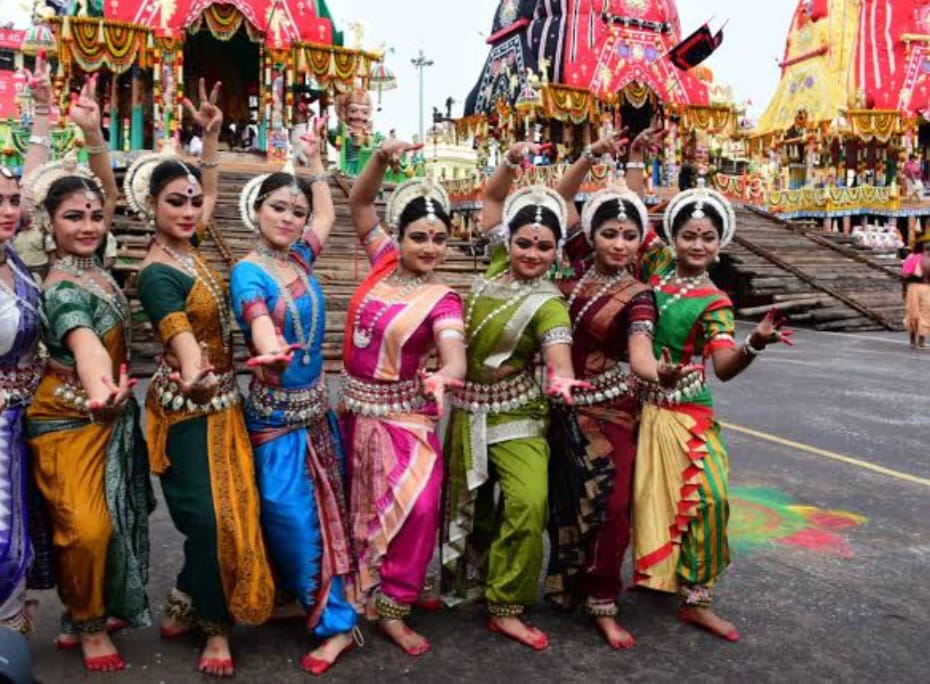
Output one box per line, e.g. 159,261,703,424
0,58,793,678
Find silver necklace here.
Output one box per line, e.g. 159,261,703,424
255,250,321,366
156,240,232,355
566,266,631,333
654,270,708,314
464,269,545,344
352,269,430,349
55,254,132,354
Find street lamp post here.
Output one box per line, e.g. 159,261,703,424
411,49,434,144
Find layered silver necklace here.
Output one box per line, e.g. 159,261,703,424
565,265,631,333
254,242,321,366
654,270,708,314
55,254,132,353
464,269,546,344
156,239,231,355
352,269,430,349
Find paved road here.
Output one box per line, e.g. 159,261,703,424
27,326,930,683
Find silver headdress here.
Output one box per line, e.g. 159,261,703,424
238,159,309,234
123,139,200,218
22,150,105,234
662,186,736,256
385,177,450,233
580,179,650,245
502,185,569,255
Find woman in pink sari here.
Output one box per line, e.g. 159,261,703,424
343,139,466,655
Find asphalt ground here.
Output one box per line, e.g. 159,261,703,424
25,325,930,683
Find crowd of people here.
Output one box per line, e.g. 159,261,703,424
0,54,795,679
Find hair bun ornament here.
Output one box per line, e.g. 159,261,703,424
123,138,187,218
662,186,736,256
503,185,568,232
580,179,650,245
238,172,271,234
22,149,104,233
385,177,450,232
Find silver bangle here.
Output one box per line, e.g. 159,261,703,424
626,161,646,171
85,143,109,155
33,105,51,115
583,146,604,164
743,333,764,357
199,159,220,169
28,135,50,148
306,172,329,185
503,155,522,171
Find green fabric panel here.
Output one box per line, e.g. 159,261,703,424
42,281,120,366
136,263,194,327
160,418,230,625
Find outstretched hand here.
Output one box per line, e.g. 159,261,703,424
544,362,591,406
87,364,136,423
169,342,218,404
22,50,52,108
246,343,299,374
419,369,464,418
750,307,794,349
69,74,102,134
183,78,224,134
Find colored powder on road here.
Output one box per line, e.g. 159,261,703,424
729,486,867,557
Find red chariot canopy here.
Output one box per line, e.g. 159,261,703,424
105,0,335,46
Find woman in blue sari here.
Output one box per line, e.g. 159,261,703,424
230,127,358,676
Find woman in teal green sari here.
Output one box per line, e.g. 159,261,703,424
443,142,588,651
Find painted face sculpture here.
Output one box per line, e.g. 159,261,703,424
337,89,373,145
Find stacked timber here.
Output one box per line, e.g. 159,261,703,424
716,208,904,332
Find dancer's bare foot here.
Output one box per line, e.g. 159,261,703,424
487,615,549,651
300,630,358,675
678,606,740,642
198,634,234,677
594,615,635,649
56,617,128,649
80,631,125,672
377,618,430,656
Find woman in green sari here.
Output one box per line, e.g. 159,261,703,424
443,143,588,651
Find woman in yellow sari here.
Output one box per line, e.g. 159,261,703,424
130,80,273,677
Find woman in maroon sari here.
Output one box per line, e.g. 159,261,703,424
546,134,690,649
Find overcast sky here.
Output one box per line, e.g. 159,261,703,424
1,1,798,139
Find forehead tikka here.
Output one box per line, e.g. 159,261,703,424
176,160,198,196
424,194,437,225
691,200,706,221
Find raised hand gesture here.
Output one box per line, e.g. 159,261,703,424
630,111,669,157
22,50,52,108
590,128,630,159
378,137,422,164
183,78,223,135
298,117,327,161
505,141,544,167
544,362,592,406
419,369,464,419
69,74,102,134
87,364,136,423
749,307,794,350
